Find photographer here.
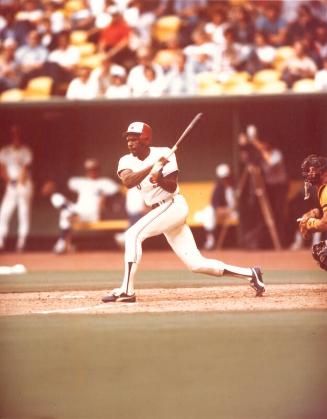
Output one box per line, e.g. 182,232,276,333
238,125,288,248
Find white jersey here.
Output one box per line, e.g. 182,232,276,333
0,145,33,181
68,177,119,219
117,147,179,206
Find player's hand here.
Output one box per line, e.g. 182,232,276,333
149,158,169,183
298,217,311,240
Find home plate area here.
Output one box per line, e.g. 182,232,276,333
1,284,326,315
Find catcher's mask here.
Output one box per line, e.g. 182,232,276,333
301,154,327,200
123,122,152,145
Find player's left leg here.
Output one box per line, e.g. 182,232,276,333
0,185,18,250
16,182,33,251
102,197,188,302
164,223,265,295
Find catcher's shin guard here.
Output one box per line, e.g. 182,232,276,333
312,240,327,271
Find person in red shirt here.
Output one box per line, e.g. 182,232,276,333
98,7,132,66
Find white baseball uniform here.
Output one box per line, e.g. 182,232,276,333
117,147,253,294
51,176,119,230
0,144,33,250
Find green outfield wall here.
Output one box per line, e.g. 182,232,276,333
0,93,326,241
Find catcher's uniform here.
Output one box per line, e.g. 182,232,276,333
317,184,327,213
117,147,243,294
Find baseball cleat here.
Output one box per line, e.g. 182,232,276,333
250,267,265,296
102,291,136,303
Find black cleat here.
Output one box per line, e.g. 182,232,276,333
102,291,136,303
250,267,265,296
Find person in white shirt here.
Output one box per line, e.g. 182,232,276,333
0,125,33,252
104,65,131,98
44,158,119,254
101,121,265,303
48,31,80,72
315,57,327,91
66,66,97,99
131,64,165,97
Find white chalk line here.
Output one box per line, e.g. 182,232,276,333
36,302,139,314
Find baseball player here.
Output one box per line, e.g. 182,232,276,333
0,125,33,252
298,154,327,271
43,159,119,254
102,121,265,303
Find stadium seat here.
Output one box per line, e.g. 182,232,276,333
292,78,317,93
196,72,217,89
224,71,251,84
75,42,96,57
0,88,24,102
274,46,294,70
221,81,254,95
254,80,287,94
152,16,181,43
153,49,179,68
24,76,53,99
252,69,281,85
65,0,85,14
198,83,223,96
79,53,106,69
70,30,88,45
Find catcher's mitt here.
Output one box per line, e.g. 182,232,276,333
312,240,327,271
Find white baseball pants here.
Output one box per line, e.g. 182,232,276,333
0,181,33,247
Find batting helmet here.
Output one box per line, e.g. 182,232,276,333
124,122,152,145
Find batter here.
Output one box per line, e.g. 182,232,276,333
102,121,265,303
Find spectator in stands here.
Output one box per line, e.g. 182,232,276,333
194,163,238,251
286,4,318,45
98,6,132,66
315,56,327,91
43,1,67,34
204,6,229,47
214,27,250,82
164,52,196,96
89,56,122,96
48,31,80,83
230,5,254,45
15,0,44,26
0,9,32,46
127,46,164,93
183,27,216,73
255,3,287,47
42,158,119,254
131,64,165,97
281,40,317,88
0,38,20,93
66,66,97,99
15,29,48,87
314,25,327,62
38,17,56,50
70,0,95,31
245,31,276,75
105,65,130,98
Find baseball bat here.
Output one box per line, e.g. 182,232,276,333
167,112,203,158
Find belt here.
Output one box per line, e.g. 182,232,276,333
151,197,174,209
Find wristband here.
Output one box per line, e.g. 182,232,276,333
306,218,319,230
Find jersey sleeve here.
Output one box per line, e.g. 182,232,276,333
117,155,131,176
319,185,327,213
162,149,178,176
68,177,84,192
99,178,119,195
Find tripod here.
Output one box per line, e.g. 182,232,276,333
236,163,282,250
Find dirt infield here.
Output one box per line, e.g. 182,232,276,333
1,250,325,316
1,284,326,316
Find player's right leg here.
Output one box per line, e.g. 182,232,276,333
0,185,18,250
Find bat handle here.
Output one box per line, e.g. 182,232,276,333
167,145,177,159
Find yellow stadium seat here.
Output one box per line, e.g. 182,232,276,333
24,76,53,98
65,0,85,14
221,81,254,95
254,80,287,94
0,88,24,102
79,53,106,69
196,72,217,88
224,71,251,84
292,78,317,93
153,50,179,68
153,16,181,43
75,42,96,57
70,30,88,45
252,69,281,85
198,83,222,96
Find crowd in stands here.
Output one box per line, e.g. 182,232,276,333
0,0,327,100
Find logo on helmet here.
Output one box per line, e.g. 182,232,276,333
124,122,152,145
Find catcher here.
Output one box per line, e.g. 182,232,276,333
298,154,327,271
